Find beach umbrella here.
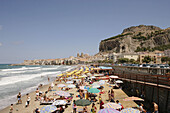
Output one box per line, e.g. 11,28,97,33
88,88,100,93
91,82,101,88
92,82,100,86
103,103,122,109
55,91,70,97
66,81,73,84
40,105,57,113
87,73,92,76
57,84,66,88
57,74,63,77
91,85,100,88
116,80,123,84
75,99,91,106
84,86,89,90
52,100,67,105
120,108,140,113
109,76,119,79
91,76,96,79
99,80,105,85
123,96,144,101
67,84,76,88
80,74,87,77
94,74,101,77
80,86,90,90
66,77,73,80
98,108,120,113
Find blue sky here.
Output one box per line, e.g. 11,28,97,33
0,0,170,63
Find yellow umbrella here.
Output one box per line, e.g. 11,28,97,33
57,74,63,77
83,71,89,74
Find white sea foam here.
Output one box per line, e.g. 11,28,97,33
0,65,76,110
41,67,59,71
1,66,41,72
0,71,61,86
1,67,27,71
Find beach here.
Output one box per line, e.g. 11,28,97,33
0,65,139,113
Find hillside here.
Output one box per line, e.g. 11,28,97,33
99,25,170,53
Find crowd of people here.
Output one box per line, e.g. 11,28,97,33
9,66,159,113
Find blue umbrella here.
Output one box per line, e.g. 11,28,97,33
40,105,57,113
88,88,100,93
84,86,89,90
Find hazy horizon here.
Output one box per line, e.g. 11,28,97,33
1,0,170,64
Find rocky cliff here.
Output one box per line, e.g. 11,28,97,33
99,25,170,53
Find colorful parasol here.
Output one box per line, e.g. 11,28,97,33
120,108,140,113
40,105,57,113
55,91,70,97
98,108,120,113
66,81,73,84
57,84,66,88
67,84,76,88
52,100,67,105
103,103,122,109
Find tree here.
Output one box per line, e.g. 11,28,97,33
142,56,152,63
161,57,170,63
129,59,135,63
118,58,129,63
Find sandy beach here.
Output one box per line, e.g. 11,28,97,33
0,67,138,113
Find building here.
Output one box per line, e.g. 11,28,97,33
117,53,139,61
139,52,162,64
164,49,170,57
107,53,118,63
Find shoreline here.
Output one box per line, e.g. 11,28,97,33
0,82,51,113
0,65,78,113
0,65,139,113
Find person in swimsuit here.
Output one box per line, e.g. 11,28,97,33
35,88,39,101
25,93,31,107
91,103,97,113
17,92,22,104
9,104,13,113
153,102,158,113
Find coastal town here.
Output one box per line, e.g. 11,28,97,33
17,50,170,66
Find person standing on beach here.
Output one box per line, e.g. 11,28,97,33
72,100,77,113
153,102,158,113
17,92,22,104
35,88,39,101
91,103,97,113
25,93,31,107
48,76,50,82
9,104,13,113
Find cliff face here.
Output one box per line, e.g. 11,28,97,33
99,25,170,53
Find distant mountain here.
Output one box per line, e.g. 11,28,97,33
99,25,170,53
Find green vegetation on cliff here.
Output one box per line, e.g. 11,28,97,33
102,33,132,41
135,44,170,52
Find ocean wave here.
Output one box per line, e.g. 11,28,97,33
0,71,61,86
41,67,60,71
1,66,41,72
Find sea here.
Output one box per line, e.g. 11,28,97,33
0,64,76,110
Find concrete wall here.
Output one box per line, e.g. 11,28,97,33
122,81,170,113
